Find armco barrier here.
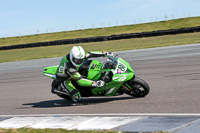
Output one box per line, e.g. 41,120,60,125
1,26,200,51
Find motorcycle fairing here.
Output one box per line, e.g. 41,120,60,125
42,56,135,97
43,65,58,79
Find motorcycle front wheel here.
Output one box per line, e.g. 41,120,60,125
125,77,150,97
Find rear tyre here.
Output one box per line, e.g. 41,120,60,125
126,77,150,97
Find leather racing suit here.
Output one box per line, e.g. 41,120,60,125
53,51,106,101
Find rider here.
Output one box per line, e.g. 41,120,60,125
52,46,109,102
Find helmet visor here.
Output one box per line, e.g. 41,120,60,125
72,57,84,65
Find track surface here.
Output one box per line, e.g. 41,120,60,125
0,44,200,115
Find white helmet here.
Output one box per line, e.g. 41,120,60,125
70,46,85,68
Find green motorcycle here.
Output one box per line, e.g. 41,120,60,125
43,54,150,100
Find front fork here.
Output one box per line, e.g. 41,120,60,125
121,75,136,95
121,84,134,95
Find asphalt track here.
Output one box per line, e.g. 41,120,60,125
0,43,200,115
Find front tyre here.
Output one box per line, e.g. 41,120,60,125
125,77,150,97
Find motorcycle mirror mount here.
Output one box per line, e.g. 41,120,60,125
114,54,119,59
117,69,121,74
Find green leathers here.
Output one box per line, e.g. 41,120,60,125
55,47,106,101
56,52,106,86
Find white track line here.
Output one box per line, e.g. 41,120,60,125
0,116,144,129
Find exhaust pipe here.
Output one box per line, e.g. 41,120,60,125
53,89,70,96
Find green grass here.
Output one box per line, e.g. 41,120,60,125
1,32,200,63
0,128,119,133
0,128,168,133
1,16,200,63
0,16,200,47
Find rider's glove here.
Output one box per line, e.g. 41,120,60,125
92,80,105,87
103,51,113,57
107,52,113,57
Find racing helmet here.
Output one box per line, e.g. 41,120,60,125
70,46,85,68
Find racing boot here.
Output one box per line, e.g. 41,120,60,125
71,92,82,102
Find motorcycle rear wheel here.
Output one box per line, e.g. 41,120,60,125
126,77,150,97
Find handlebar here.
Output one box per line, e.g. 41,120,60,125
101,54,118,70
106,55,118,64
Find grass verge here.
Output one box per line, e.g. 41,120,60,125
0,32,200,63
0,16,200,47
0,128,168,133
0,128,118,133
